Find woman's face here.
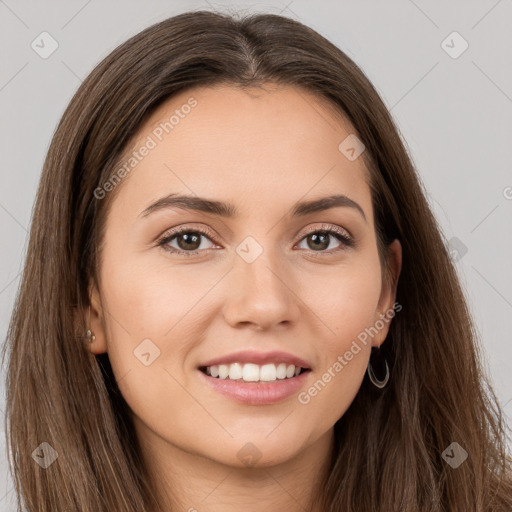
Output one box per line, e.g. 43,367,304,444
88,83,401,470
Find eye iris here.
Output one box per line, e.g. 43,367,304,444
308,232,329,251
177,232,201,251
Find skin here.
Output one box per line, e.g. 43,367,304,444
86,83,402,511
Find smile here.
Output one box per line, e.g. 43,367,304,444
200,362,310,382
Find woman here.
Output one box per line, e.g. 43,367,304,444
2,9,511,512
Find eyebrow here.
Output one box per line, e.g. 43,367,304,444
139,193,367,222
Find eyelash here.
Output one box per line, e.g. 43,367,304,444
156,223,355,258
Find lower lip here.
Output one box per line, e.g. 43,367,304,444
198,369,311,405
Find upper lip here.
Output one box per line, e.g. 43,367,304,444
199,350,312,369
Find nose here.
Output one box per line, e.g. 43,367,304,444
222,244,301,331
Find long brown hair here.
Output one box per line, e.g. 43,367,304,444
2,9,511,512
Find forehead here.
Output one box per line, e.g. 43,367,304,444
107,83,372,222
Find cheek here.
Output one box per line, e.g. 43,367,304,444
97,252,198,431
297,252,382,409
98,245,222,410
306,253,383,346
100,246,208,341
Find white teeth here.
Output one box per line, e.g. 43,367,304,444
218,364,229,379
259,363,276,381
228,362,243,380
276,363,287,379
243,363,260,382
204,362,305,382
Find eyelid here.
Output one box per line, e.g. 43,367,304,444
155,223,219,249
298,222,352,240
157,222,213,236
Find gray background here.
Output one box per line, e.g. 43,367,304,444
1,0,511,509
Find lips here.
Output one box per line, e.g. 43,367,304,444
198,365,311,405
197,350,312,405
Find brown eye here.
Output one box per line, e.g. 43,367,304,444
297,225,354,254
175,232,202,251
305,232,331,251
157,227,217,256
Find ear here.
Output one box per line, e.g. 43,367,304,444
84,281,108,355
372,239,402,348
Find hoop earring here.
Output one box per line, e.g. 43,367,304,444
367,347,390,389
